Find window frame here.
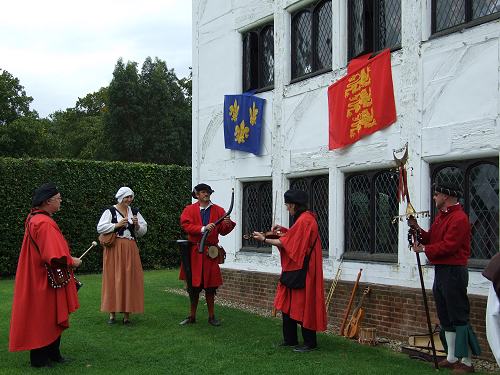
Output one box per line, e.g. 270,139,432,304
289,175,330,257
290,0,332,84
240,180,273,254
431,0,500,39
347,0,402,60
344,169,399,263
242,22,275,93
430,157,499,268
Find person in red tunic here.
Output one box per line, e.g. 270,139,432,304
253,189,327,352
410,183,480,373
9,183,81,368
179,183,235,326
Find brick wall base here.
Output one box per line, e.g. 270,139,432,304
219,268,492,359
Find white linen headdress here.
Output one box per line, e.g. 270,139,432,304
115,187,134,203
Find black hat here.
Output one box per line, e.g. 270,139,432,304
192,183,214,199
433,183,461,198
284,189,308,206
32,182,59,207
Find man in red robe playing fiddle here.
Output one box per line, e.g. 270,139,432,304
179,183,235,326
253,189,327,352
9,183,82,367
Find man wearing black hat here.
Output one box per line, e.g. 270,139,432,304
409,183,480,373
252,189,327,352
179,183,235,326
9,183,82,367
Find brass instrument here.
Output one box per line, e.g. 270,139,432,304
326,255,343,312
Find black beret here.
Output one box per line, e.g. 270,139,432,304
32,182,59,207
284,189,308,206
434,183,461,198
192,183,214,199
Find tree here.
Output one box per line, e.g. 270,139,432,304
50,87,111,160
0,117,59,157
104,59,143,162
104,57,191,165
0,69,38,125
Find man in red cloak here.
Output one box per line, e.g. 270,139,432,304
9,183,81,367
253,189,327,352
179,183,235,326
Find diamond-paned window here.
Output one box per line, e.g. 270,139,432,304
348,0,401,59
241,181,273,252
242,23,274,92
431,159,499,266
291,0,332,81
432,0,500,34
345,170,399,262
290,175,329,256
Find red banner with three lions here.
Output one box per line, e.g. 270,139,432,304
328,49,396,150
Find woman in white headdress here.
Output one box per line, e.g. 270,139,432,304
97,187,147,324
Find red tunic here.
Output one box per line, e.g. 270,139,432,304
179,202,235,288
9,211,79,352
420,204,471,266
274,211,327,331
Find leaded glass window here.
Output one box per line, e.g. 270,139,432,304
241,181,273,252
344,170,399,262
291,0,332,80
432,0,500,34
290,175,329,256
242,23,274,92
348,0,401,59
431,159,499,266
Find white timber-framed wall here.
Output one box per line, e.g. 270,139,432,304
191,0,500,297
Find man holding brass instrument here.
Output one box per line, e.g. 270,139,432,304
9,183,81,368
179,183,235,326
409,183,480,373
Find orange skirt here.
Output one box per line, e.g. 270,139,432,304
101,238,144,313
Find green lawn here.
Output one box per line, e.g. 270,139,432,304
0,269,486,374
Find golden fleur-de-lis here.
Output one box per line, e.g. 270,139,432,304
249,102,259,125
229,99,239,122
234,120,249,144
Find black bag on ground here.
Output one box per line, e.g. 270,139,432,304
279,237,318,289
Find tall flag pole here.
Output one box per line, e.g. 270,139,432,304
393,143,438,370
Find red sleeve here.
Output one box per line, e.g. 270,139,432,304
216,207,236,235
180,205,203,235
279,214,317,267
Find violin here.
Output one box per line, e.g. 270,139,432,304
242,229,285,240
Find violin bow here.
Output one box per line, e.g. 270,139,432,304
393,143,438,370
198,188,234,253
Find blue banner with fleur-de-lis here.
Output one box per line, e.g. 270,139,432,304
223,94,265,155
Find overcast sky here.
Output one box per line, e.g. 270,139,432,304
0,0,192,117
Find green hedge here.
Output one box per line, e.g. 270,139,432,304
0,157,191,276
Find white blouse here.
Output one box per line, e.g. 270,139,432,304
97,205,147,240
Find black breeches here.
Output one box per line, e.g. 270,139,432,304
433,265,470,329
30,336,62,366
282,313,317,348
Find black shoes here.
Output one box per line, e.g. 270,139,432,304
179,316,220,326
279,341,298,347
107,318,115,325
122,319,131,325
208,317,221,326
179,316,196,325
293,344,317,353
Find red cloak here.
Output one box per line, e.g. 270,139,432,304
9,210,79,352
274,211,327,331
179,202,235,288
